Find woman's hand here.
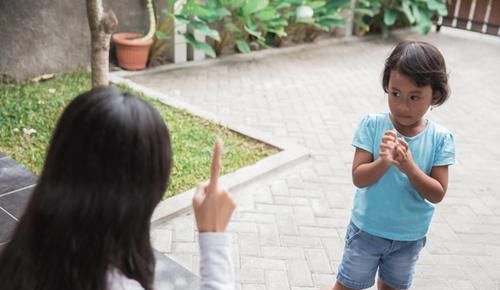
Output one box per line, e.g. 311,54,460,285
192,139,236,232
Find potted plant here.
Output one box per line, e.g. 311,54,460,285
112,0,155,70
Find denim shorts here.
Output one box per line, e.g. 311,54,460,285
336,221,426,290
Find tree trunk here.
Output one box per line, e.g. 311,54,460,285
86,0,118,87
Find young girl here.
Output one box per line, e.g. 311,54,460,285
333,41,455,290
0,86,236,290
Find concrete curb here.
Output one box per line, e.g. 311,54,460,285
110,75,311,225
110,34,374,79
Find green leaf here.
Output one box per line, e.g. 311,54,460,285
267,27,287,37
244,25,264,40
326,0,351,9
411,4,421,23
384,8,398,26
255,7,279,21
354,7,376,17
426,0,446,11
401,0,415,24
199,7,231,22
268,18,288,27
308,1,326,8
183,32,216,57
181,1,200,17
188,19,221,41
274,1,291,10
231,0,246,9
319,18,345,28
430,0,448,15
242,0,269,16
175,15,192,24
235,39,251,53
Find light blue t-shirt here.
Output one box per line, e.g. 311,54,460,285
351,113,456,241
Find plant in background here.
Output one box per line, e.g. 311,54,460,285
354,0,448,37
148,0,286,58
190,0,288,55
144,0,352,62
269,0,349,44
148,0,223,62
112,0,155,70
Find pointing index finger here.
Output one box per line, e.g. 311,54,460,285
208,138,223,193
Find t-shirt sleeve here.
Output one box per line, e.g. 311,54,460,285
434,132,456,166
352,115,375,154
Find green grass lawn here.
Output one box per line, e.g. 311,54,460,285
0,70,279,198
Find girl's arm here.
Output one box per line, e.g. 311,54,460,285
352,148,391,188
352,130,401,188
400,163,448,203
395,139,448,203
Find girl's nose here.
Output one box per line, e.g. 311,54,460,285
399,99,410,111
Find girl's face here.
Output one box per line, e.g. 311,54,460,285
387,70,435,131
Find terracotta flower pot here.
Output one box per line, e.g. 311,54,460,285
112,32,153,71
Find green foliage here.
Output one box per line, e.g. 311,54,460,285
270,0,350,43
148,0,350,60
149,0,222,61
201,0,289,55
0,70,278,198
354,0,448,37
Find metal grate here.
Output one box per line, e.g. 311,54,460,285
437,0,500,35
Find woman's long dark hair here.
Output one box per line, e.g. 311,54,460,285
0,86,172,290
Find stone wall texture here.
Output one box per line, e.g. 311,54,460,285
0,0,148,80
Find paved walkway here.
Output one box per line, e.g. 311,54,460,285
131,28,500,290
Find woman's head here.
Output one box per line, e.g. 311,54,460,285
40,86,172,226
382,40,449,106
0,86,172,290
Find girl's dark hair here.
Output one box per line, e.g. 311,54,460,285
382,40,450,106
0,86,172,290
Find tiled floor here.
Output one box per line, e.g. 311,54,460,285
0,153,36,246
134,28,500,289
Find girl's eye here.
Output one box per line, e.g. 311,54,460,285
391,92,400,97
410,95,421,101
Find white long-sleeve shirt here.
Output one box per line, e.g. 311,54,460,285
107,233,234,290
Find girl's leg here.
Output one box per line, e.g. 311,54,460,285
334,222,387,290
377,278,398,290
377,237,426,290
332,281,359,290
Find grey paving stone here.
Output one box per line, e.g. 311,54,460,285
154,250,199,290
287,260,313,287
144,29,500,289
0,158,37,195
305,249,332,274
0,209,17,243
240,256,286,271
265,270,290,290
0,187,33,219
